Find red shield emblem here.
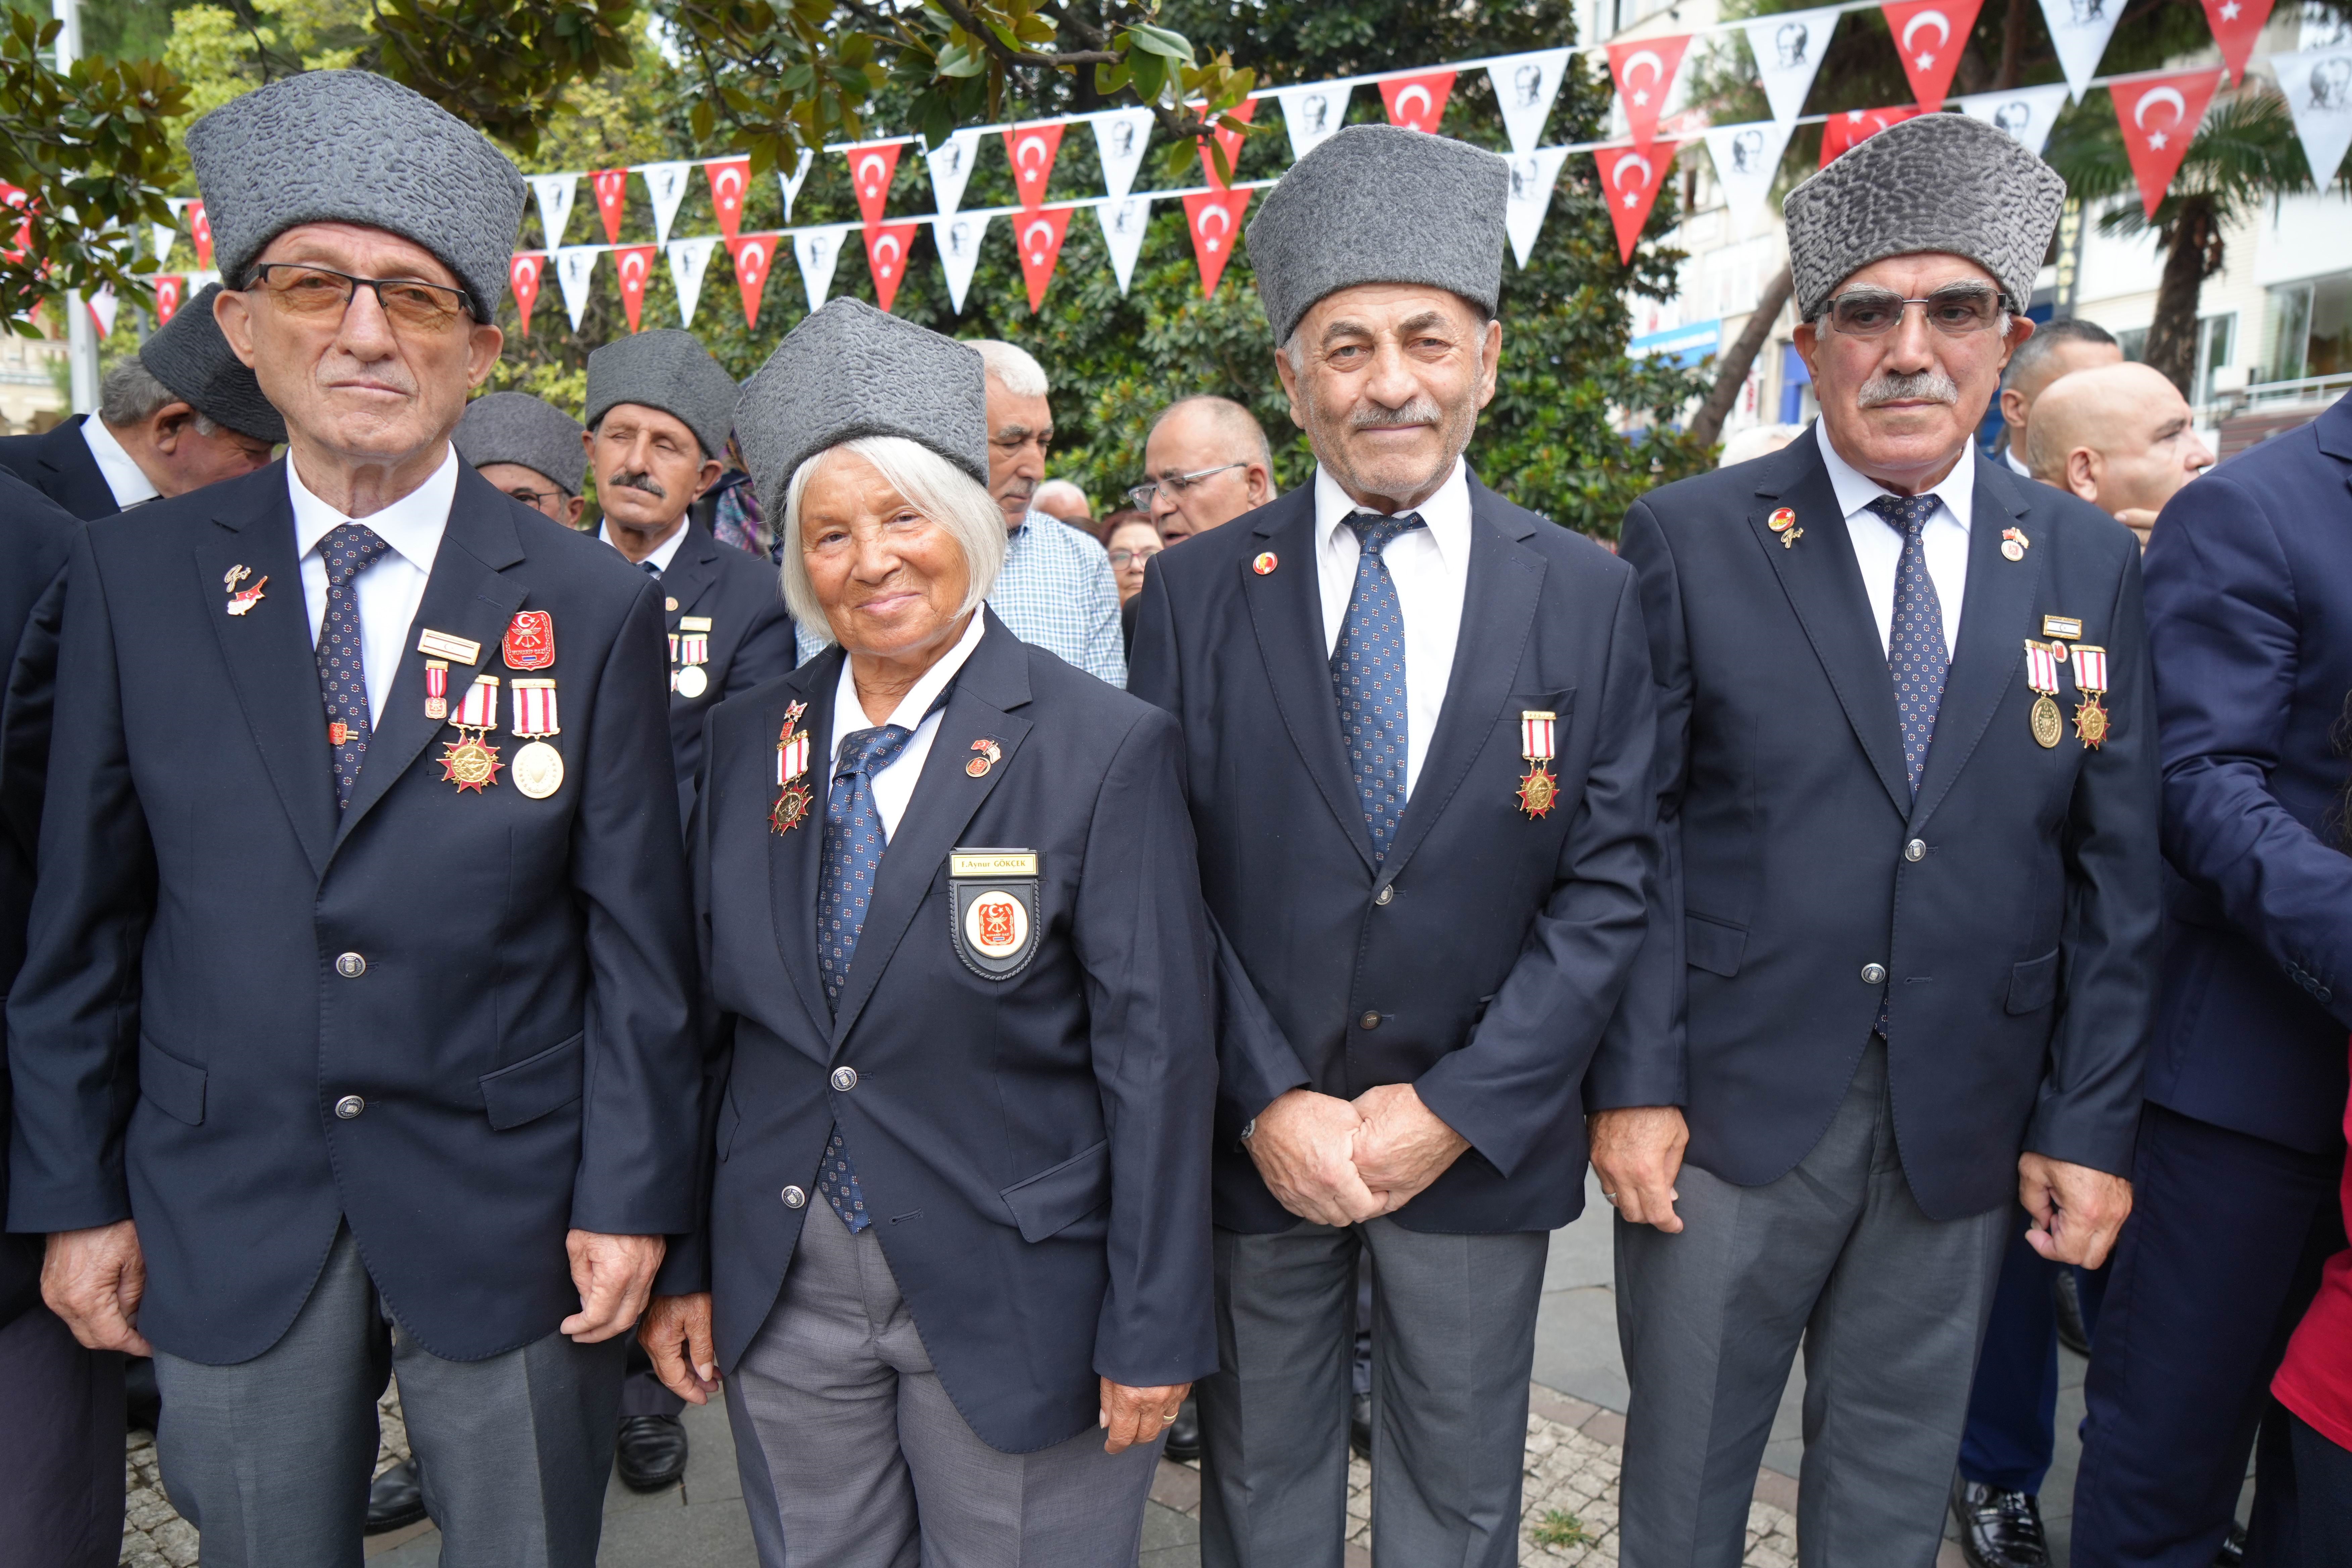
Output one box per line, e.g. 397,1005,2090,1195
503,611,555,671
978,899,1015,949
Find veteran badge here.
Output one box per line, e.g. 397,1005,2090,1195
502,610,555,671
224,565,267,616
948,849,1041,980
1517,710,1559,819
2002,527,2030,563
967,737,1003,778
439,675,502,793
2072,644,2111,749
674,616,712,698
424,659,449,722
772,700,814,834
1767,507,1803,549
2024,640,2064,749
510,679,564,799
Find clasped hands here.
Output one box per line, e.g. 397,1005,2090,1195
1243,1083,1472,1228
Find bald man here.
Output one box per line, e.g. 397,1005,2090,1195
1137,396,1276,542
1997,318,2122,478
2027,362,2212,550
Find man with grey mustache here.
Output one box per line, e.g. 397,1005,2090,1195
1598,113,2160,1566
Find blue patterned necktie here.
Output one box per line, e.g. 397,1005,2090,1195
315,523,392,811
814,723,915,1233
640,560,660,579
1870,494,1948,800
1331,511,1426,863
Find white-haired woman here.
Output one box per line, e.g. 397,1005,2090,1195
637,299,1218,1568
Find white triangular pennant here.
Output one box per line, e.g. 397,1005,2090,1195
531,174,579,250
1091,108,1156,201
2038,0,2125,100
1702,120,1796,224
667,236,718,329
1741,6,1839,122
1955,83,2073,157
793,225,851,315
924,131,984,216
554,246,598,330
1488,51,1572,154
2277,46,2352,185
1275,84,1354,161
778,148,815,225
1502,147,1572,268
933,212,990,312
643,161,693,248
152,206,179,267
1094,196,1154,294
2303,2,2352,51
189,270,222,292
88,287,118,339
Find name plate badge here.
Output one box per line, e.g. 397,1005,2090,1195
950,851,1040,878
947,847,1041,980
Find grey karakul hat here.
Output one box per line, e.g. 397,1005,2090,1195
186,70,527,321
734,297,988,518
453,392,587,496
1246,123,1509,345
1783,112,2066,321
138,284,286,445
583,330,737,461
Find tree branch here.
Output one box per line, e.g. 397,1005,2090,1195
929,0,1117,67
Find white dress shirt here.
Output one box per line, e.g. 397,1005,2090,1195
2003,444,2031,479
1815,421,1974,657
79,417,160,510
825,608,988,842
290,447,457,726
598,519,690,576
1313,459,1472,799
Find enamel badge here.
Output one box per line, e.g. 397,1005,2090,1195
1767,507,1803,549
772,700,814,834
502,611,555,671
439,675,502,793
967,737,1003,778
1252,552,1278,575
224,565,267,615
2071,644,2111,749
2002,527,2030,563
510,679,564,799
2024,640,2064,750
1517,710,1559,819
948,849,1042,980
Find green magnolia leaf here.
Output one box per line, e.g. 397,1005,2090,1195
1122,22,1195,63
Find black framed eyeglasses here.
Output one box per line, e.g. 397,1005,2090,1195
1127,462,1248,509
1818,284,2007,338
503,484,564,508
246,263,479,331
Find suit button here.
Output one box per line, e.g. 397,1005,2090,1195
831,1066,858,1091
335,952,366,978
334,1094,365,1119
1903,839,1926,863
1375,885,1394,906
781,1186,806,1209
1861,964,1888,985
1359,1011,1382,1030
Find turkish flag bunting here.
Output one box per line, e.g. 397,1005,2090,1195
1197,98,1258,191
2200,0,2275,82
1014,207,1073,313
613,245,656,332
847,143,903,227
1182,189,1252,297
1880,0,1982,111
727,233,776,326
1004,122,1064,210
1379,71,1457,134
1593,144,1674,264
188,201,213,269
152,275,186,326
1607,37,1691,148
592,169,631,244
0,182,28,265
2111,69,2222,217
509,254,544,337
706,159,752,242
1819,104,1923,165
863,220,920,313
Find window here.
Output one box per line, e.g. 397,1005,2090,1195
2112,314,2239,402
2267,272,2352,383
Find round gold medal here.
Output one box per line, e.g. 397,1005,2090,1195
771,780,815,835
512,739,565,799
2074,698,2110,749
2030,694,2063,749
674,664,709,699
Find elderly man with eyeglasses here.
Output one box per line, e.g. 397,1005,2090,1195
1134,396,1278,544
1602,113,2160,1565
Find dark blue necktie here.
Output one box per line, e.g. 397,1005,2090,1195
315,523,392,811
640,559,660,579
814,724,915,1233
1331,511,1426,864
1870,494,1948,800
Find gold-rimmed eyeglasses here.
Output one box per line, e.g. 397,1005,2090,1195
246,263,478,333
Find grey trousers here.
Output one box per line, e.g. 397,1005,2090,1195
151,1225,627,1568
727,1203,1164,1568
1197,1214,1550,1568
0,1303,124,1568
1614,1040,2011,1568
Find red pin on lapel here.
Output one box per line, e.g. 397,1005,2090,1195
1252,551,1278,575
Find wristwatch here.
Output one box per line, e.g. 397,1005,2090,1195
1238,1117,1257,1144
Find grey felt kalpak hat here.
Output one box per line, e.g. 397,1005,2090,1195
186,70,528,321
583,330,738,461
137,283,286,445
453,392,587,496
1782,111,2066,321
1246,123,1509,345
734,298,988,518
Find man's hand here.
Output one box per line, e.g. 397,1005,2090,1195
560,1231,666,1343
1350,1083,1470,1214
640,1292,721,1405
1100,1377,1191,1455
1244,1089,1386,1227
43,1221,151,1355
1588,1106,1689,1233
2018,1153,2132,1269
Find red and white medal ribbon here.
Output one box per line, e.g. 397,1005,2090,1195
678,633,709,666
777,727,810,785
1521,711,1556,763
456,675,500,731
2025,640,2062,695
2071,644,2109,695
511,679,559,737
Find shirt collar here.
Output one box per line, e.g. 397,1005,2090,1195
1312,458,1473,560
289,444,459,573
599,518,692,575
829,607,988,758
80,416,161,509
1814,419,1975,533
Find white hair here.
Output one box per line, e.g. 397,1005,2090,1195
970,339,1049,398
777,436,1009,648
1717,424,1805,467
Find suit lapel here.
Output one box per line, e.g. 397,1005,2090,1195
1911,457,2042,826
661,527,723,621
1243,490,1374,872
765,653,840,1045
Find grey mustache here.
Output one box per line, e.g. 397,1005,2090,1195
611,471,667,498
1350,398,1444,430
1858,371,1959,407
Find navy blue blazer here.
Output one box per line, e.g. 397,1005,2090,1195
1128,475,1659,1236
2140,393,2352,1153
0,417,121,522
658,522,795,824
673,612,1217,1453
1610,431,2161,1220
4,459,699,1364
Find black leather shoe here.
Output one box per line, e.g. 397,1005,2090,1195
1952,1477,2051,1568
2216,1522,2247,1567
124,1355,160,1434
1163,1396,1201,1462
2054,1269,2093,1357
1349,1392,1373,1460
366,1458,427,1535
615,1413,689,1492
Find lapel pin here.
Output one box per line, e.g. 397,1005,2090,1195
224,565,267,616
1252,551,1278,575
967,737,1004,778
772,700,814,834
2002,526,2030,562
1767,507,1803,549
1517,710,1559,819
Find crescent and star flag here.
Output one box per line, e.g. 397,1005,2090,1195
2276,45,2352,185
933,213,990,312
1006,121,1064,210
188,200,213,268
1196,98,1257,190
614,244,656,332
592,169,630,244
1379,70,1457,134
555,247,599,331
1702,119,1797,224
1956,83,2073,156
667,237,717,329
1182,189,1252,297
2110,68,2222,216
1091,107,1156,201
1015,208,1073,313
1608,36,1691,147
2202,0,2277,82
727,233,776,326
508,254,543,337
794,225,851,314
1881,0,1982,111
925,128,984,215
643,161,693,247
151,275,185,326
1594,143,1673,264
1094,196,1153,294
1742,6,1839,122
705,158,751,241
864,220,920,312
2038,0,2125,99
847,142,902,227
1819,103,1922,165
1488,49,1573,154
1276,84,1354,160
531,173,578,249
1502,146,1572,267
779,148,814,224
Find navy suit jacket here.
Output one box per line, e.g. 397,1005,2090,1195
674,612,1217,1453
0,417,120,522
1610,431,2161,1220
2139,393,2352,1153
1128,475,1659,1236
658,522,795,824
5,459,699,1364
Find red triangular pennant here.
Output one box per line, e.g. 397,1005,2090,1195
1818,104,1923,166
188,201,213,269
863,220,920,313
2200,0,2275,83
613,244,656,332
705,159,751,242
1197,98,1258,191
151,275,186,325
1379,71,1457,134
1607,37,1692,147
0,182,27,267
847,143,903,226
1013,208,1073,313
1182,190,1252,297
727,233,776,326
592,169,630,244
1880,0,1983,111
1004,122,1065,211
2111,69,2222,217
508,253,543,337
1594,145,1673,264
